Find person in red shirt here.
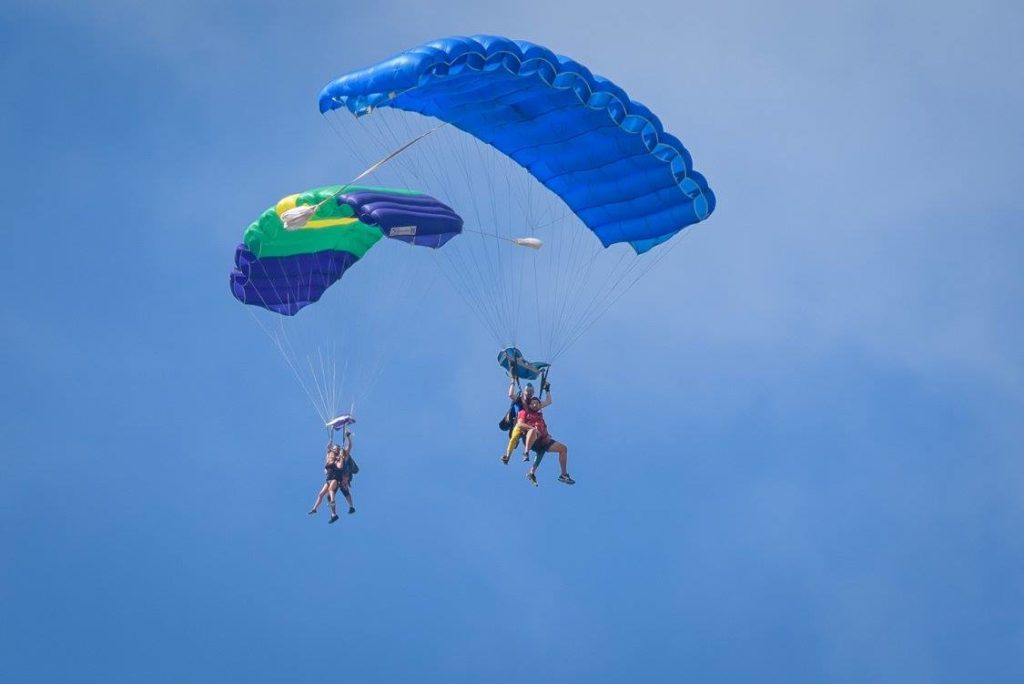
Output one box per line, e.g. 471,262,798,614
517,395,574,486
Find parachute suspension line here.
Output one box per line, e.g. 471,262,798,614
324,342,337,421
438,125,496,341
330,343,339,420
551,241,622,359
449,126,508,342
552,228,599,358
504,152,527,347
540,367,550,400
551,248,637,361
473,132,514,345
350,112,509,346
289,256,334,419
409,135,505,342
429,134,504,343
554,230,696,361
240,254,335,421
487,134,522,346
245,306,328,423
283,121,449,229
547,203,568,354
324,109,376,174
339,113,466,408
272,310,321,419
317,345,334,419
511,156,527,346
441,131,509,344
352,117,448,186
532,247,544,357
543,215,586,358
307,353,331,422
404,117,523,346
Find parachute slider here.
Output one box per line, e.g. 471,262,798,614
513,237,543,250
464,227,543,249
326,414,357,431
281,205,318,231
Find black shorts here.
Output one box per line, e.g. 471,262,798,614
531,436,555,454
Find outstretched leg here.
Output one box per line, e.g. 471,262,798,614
502,426,522,463
327,481,339,522
551,442,568,475
526,434,544,487
522,428,538,461
338,475,355,514
549,441,574,484
309,482,330,514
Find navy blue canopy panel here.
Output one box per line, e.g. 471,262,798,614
318,35,716,254
231,244,358,317
337,190,463,249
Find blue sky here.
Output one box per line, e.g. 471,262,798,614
2,1,1022,681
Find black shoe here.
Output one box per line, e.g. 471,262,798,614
348,506,356,515
501,453,510,465
329,514,340,524
558,474,576,485
527,472,538,487
307,509,317,516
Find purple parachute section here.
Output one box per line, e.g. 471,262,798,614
230,245,358,316
337,190,463,248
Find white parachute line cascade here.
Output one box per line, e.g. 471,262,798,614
553,230,696,361
353,113,514,345
358,113,532,348
280,259,334,420
241,255,339,422
281,122,449,230
322,106,694,363
310,348,332,419
348,112,502,342
252,269,418,428
245,306,328,422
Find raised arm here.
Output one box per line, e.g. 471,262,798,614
507,380,518,401
538,389,552,409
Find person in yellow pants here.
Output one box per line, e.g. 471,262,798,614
501,382,550,464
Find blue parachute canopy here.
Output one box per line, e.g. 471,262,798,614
319,35,715,254
498,347,550,381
